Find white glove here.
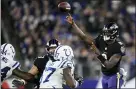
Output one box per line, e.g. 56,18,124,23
12,78,26,87
120,68,127,86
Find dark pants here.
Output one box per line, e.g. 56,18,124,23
102,73,124,89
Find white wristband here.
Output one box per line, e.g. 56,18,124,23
75,80,79,88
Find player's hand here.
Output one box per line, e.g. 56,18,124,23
66,13,74,25
12,78,26,87
75,76,83,86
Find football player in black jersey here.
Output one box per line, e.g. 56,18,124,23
12,39,83,89
12,39,60,89
66,15,126,89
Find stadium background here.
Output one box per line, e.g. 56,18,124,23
1,0,135,88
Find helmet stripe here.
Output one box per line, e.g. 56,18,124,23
2,43,8,54
54,45,63,56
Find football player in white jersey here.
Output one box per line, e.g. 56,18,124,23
40,45,78,88
11,39,83,89
1,43,20,82
1,43,34,83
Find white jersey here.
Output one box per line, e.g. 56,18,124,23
1,43,20,82
1,55,20,82
40,45,75,88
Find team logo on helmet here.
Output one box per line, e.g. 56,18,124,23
102,22,119,42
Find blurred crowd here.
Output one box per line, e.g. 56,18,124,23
8,0,135,80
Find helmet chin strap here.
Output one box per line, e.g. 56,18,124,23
47,51,56,61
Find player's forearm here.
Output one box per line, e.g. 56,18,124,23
72,22,86,39
63,68,76,88
105,54,121,69
72,22,100,55
104,61,117,69
64,73,76,88
13,69,34,82
72,22,94,43
97,58,116,69
97,54,121,69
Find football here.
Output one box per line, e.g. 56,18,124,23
58,2,71,12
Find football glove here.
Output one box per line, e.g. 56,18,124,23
12,78,26,87
120,68,127,86
74,75,83,86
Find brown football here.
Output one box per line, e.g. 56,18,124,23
58,2,71,12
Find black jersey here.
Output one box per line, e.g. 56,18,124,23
95,35,126,75
33,55,49,88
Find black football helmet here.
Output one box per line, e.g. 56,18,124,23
46,39,61,57
46,39,61,50
102,22,119,43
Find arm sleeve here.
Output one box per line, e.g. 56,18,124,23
113,42,126,56
33,56,49,72
61,61,73,69
94,35,100,48
12,61,21,69
34,58,40,69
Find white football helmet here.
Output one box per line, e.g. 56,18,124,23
54,45,74,61
1,43,16,59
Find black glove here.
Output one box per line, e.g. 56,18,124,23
12,78,26,87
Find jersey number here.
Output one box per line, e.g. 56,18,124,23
43,67,56,83
1,67,11,81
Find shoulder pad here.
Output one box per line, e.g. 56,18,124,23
36,55,46,59
61,60,74,69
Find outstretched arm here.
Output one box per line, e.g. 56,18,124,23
66,14,100,55
12,68,35,82
12,65,40,87
12,64,39,82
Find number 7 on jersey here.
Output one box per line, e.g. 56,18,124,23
42,67,56,83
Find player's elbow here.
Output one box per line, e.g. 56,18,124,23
104,63,113,69
105,65,112,69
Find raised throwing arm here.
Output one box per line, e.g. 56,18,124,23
65,14,100,55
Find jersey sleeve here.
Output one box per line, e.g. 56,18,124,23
11,60,21,69
116,42,126,56
94,35,101,48
34,57,42,70
119,45,126,56
34,56,49,72
61,60,73,69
